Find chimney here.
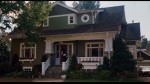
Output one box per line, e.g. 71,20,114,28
132,20,134,23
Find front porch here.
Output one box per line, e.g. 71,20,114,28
42,32,115,76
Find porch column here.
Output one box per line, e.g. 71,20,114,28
104,38,113,59
45,40,54,54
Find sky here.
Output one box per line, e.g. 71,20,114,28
66,1,150,40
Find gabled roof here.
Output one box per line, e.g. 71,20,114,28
125,23,141,40
51,2,78,13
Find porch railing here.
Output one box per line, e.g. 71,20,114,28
42,57,50,76
62,58,70,71
77,57,103,69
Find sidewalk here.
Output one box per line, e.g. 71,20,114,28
32,78,64,82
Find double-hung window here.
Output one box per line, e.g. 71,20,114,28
20,43,36,61
68,15,76,24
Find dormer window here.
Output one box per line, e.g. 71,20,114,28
43,18,49,27
68,15,76,24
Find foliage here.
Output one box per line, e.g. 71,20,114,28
75,1,100,10
41,54,48,62
92,70,112,80
67,70,86,79
68,54,78,72
32,64,42,77
141,37,148,49
0,40,10,63
0,1,52,43
102,56,110,70
56,1,66,5
11,53,19,65
110,34,136,77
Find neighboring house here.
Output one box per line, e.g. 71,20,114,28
8,2,141,76
137,48,150,71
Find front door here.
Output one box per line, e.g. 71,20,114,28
55,43,73,65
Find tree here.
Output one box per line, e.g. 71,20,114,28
110,34,136,77
0,1,52,43
0,39,10,64
56,1,66,5
74,1,100,10
68,54,78,72
141,36,148,49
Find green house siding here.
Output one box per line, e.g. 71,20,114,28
49,16,75,30
49,5,75,16
11,38,45,67
77,13,93,25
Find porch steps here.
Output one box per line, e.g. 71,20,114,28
45,65,62,78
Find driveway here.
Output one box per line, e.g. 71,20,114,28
138,77,150,82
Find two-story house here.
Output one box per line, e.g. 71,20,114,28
8,2,141,76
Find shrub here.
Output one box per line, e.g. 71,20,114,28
41,54,48,62
32,64,42,77
99,70,112,80
67,70,86,79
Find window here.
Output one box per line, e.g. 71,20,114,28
43,19,49,27
23,67,32,71
86,42,104,57
81,14,89,22
20,43,36,61
68,15,76,24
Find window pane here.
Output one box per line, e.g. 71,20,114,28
25,49,31,58
92,48,98,57
32,49,35,58
44,20,47,25
100,48,103,56
92,44,99,47
87,48,90,57
70,19,73,23
100,44,103,47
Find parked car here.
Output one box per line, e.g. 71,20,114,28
138,66,150,77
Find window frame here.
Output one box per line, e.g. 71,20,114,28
43,18,49,27
19,43,36,61
85,42,104,57
68,14,76,24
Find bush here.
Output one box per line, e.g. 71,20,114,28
32,64,42,77
41,54,48,62
67,70,86,79
92,70,112,80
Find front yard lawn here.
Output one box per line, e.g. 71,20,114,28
64,78,144,82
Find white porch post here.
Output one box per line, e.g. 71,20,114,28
105,38,113,59
42,40,54,76
45,40,54,54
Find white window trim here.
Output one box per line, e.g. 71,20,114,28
23,67,32,71
43,18,49,27
19,43,36,61
85,42,104,57
81,14,89,23
68,14,76,24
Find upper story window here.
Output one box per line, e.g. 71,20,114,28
68,15,76,24
20,43,36,61
43,18,49,27
81,14,89,23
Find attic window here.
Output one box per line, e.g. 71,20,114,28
68,15,76,24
